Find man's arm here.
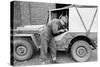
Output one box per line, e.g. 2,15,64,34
52,22,66,34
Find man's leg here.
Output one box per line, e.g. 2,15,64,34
40,27,49,64
49,38,57,63
40,38,48,63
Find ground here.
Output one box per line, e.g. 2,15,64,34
14,49,97,66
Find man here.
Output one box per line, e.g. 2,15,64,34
40,15,68,64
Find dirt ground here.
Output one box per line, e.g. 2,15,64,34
14,49,97,66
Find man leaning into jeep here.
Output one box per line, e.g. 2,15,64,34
40,15,68,64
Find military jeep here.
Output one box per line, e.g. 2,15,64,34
12,5,97,62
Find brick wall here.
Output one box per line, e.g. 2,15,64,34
12,1,55,28
12,1,21,28
30,2,55,25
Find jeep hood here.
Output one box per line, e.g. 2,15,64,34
14,25,45,34
16,25,45,31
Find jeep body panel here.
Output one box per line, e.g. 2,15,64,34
55,32,97,50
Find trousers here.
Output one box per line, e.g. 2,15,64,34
40,27,56,62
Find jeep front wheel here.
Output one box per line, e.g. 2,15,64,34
13,39,33,61
71,40,91,62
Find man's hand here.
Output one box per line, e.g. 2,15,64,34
59,29,66,33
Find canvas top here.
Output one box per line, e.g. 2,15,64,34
49,4,97,11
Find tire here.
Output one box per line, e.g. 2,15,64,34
13,39,33,61
71,40,91,62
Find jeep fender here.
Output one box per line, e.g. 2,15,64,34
69,35,96,49
13,34,39,48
